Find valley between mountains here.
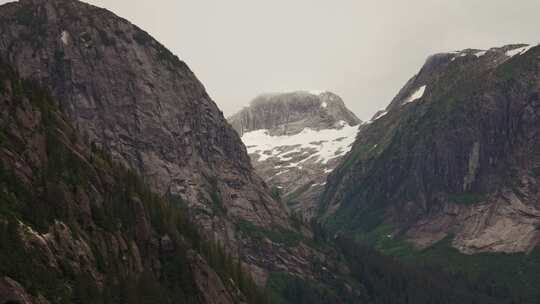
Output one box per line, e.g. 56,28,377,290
0,0,539,303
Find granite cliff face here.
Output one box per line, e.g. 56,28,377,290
321,44,540,254
229,91,361,219
0,63,245,304
0,0,295,284
0,0,288,232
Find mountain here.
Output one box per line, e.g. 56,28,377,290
320,44,540,300
0,61,267,304
0,0,297,286
0,0,287,229
229,91,361,219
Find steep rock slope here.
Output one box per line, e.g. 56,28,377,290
321,44,540,254
229,91,361,219
0,0,288,233
0,62,254,304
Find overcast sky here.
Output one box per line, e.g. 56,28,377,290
3,0,539,120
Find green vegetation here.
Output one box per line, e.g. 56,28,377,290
236,219,304,247
531,167,540,177
15,6,36,26
266,272,358,304
132,30,153,46
284,182,313,206
407,238,540,302
359,223,416,257
354,221,540,303
98,29,116,47
208,177,227,216
0,218,71,303
270,185,282,202
448,192,486,205
495,45,539,83
333,234,511,304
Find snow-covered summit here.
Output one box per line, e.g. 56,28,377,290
228,91,361,220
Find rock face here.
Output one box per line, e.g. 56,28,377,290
0,277,49,304
0,63,240,303
229,91,361,219
0,0,288,232
0,0,291,283
321,44,540,254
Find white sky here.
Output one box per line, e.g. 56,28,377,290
2,0,539,120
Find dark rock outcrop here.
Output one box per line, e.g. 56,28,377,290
229,91,360,136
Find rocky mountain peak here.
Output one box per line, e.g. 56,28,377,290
229,91,361,219
379,43,537,115
229,90,361,137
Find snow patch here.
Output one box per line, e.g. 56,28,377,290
450,52,467,62
274,170,288,176
321,102,328,108
404,85,426,104
474,50,487,57
505,45,536,57
372,111,388,121
60,30,70,45
242,121,359,167
309,90,326,95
